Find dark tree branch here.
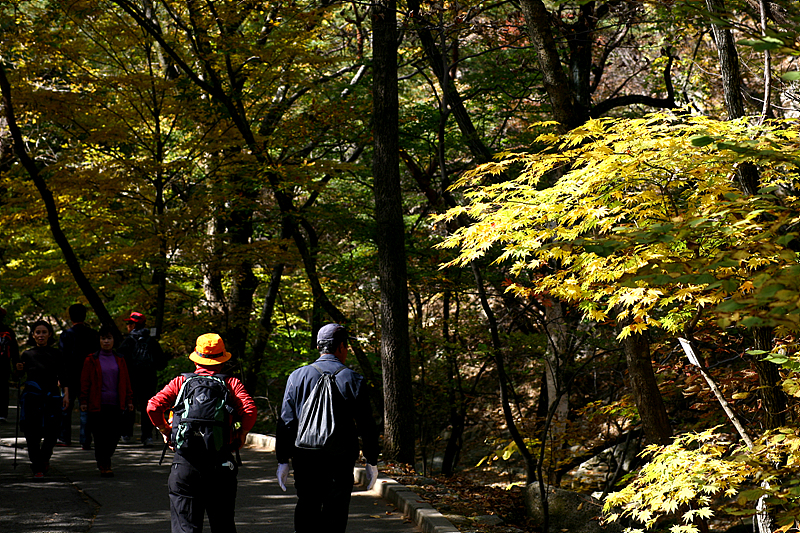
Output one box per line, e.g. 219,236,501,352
591,49,678,118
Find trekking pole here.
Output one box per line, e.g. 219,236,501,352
13,382,20,469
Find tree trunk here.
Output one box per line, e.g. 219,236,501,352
752,326,786,429
372,0,415,464
617,314,672,445
518,0,588,132
472,263,537,483
543,300,571,440
0,63,122,340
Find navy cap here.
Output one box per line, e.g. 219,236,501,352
317,323,351,345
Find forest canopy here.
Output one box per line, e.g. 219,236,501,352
2,0,800,531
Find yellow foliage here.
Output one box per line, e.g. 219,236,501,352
437,112,800,334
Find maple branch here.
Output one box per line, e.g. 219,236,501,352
590,48,678,118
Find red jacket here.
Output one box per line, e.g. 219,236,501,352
80,351,134,412
147,365,257,446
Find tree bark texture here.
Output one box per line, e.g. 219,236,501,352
752,326,786,429
702,1,785,431
518,0,588,132
372,0,415,464
617,315,673,445
544,300,571,439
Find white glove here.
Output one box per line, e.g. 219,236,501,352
365,464,378,490
277,463,289,492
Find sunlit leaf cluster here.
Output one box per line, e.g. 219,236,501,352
438,112,800,338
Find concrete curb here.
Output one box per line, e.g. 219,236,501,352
246,433,460,533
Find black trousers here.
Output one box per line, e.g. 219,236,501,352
292,451,355,533
0,357,9,419
88,405,122,469
23,431,56,474
123,369,156,441
169,452,239,533
59,393,76,444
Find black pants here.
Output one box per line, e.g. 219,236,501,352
123,369,155,441
169,452,239,533
23,431,56,474
0,357,9,419
20,388,61,474
292,451,355,533
59,393,76,444
88,405,122,469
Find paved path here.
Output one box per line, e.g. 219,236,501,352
0,399,429,533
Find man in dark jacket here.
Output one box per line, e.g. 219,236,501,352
0,306,20,423
58,304,99,447
276,323,379,533
118,312,165,446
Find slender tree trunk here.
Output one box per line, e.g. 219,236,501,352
704,0,785,432
0,63,121,339
518,0,588,131
372,0,415,464
616,314,672,445
407,0,492,163
543,301,571,440
472,263,537,483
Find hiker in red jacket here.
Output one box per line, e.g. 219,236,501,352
148,333,256,533
79,324,134,477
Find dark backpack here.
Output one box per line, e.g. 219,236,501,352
294,364,345,450
20,381,62,437
129,336,153,369
170,373,235,456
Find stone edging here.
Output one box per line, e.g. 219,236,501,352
245,433,461,533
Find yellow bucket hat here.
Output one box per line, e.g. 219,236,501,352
189,333,232,365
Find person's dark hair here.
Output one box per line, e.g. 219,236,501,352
68,303,87,323
28,320,55,346
317,338,346,355
98,324,115,338
316,323,349,355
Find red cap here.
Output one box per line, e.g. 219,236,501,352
124,312,146,323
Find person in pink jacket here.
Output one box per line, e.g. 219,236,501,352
80,324,134,477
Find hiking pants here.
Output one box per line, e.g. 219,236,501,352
0,356,9,419
123,368,156,442
169,452,238,533
23,431,56,474
59,393,76,444
292,451,355,533
88,405,122,470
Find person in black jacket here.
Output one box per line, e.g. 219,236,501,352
118,312,165,446
58,304,99,448
15,320,69,478
0,306,20,424
275,323,380,533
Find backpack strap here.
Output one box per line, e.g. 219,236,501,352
309,363,347,376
